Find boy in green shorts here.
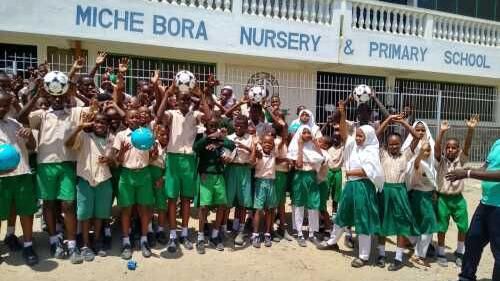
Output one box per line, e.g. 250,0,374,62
225,115,254,245
66,113,114,261
274,126,293,241
434,116,479,267
160,91,212,254
0,90,38,266
193,119,235,254
112,110,154,260
250,134,277,248
149,125,168,245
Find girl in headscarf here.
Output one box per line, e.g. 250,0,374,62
287,125,324,247
288,109,321,139
319,125,384,268
402,120,435,155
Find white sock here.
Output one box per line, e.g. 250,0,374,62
264,233,271,237
358,235,371,261
6,226,15,236
307,209,319,233
140,236,148,244
457,241,465,254
395,247,404,262
181,227,188,237
252,232,259,238
346,228,353,238
198,232,204,241
67,240,76,250
157,226,164,232
327,224,344,245
211,229,219,239
233,219,240,231
170,230,177,239
122,236,130,245
104,227,112,237
23,241,33,248
291,206,297,230
294,206,305,237
438,246,446,256
148,223,153,233
49,235,59,245
378,245,386,257
221,225,227,233
408,236,418,245
416,235,432,258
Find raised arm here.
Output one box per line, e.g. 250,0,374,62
264,104,286,129
65,122,91,148
434,120,449,162
371,91,390,119
463,114,479,157
89,51,107,79
338,100,348,143
113,58,128,107
17,83,42,125
376,114,398,138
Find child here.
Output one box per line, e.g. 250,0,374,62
408,141,438,267
150,125,169,245
250,134,277,248
193,118,235,254
65,113,114,261
0,90,39,266
375,114,420,271
225,115,254,246
112,109,154,260
434,115,479,267
287,125,325,247
320,125,384,268
327,123,344,216
317,136,333,239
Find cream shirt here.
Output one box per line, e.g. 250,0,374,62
437,151,468,195
73,132,112,186
227,133,253,164
327,145,344,170
112,128,150,169
255,146,276,180
380,148,413,184
166,109,203,154
0,117,31,177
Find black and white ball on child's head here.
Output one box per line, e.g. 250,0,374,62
43,71,69,96
248,86,266,104
175,70,196,94
352,84,373,105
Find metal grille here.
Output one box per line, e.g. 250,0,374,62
0,43,38,78
46,47,89,74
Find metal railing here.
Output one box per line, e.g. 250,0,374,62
147,0,232,12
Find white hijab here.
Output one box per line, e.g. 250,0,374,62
401,120,435,154
286,125,324,164
345,125,384,190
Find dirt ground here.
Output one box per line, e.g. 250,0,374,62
0,179,494,281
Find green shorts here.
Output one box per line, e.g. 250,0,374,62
165,153,197,199
37,162,77,201
275,171,288,205
118,167,154,207
110,166,121,199
77,178,113,220
224,164,253,208
319,180,330,212
199,174,227,207
0,174,37,220
253,178,277,210
327,169,343,203
150,166,167,210
437,193,469,233
291,170,320,210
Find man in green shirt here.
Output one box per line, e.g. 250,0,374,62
446,139,500,281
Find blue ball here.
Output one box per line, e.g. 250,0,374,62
131,127,155,151
0,144,20,172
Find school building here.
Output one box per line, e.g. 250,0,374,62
0,0,499,161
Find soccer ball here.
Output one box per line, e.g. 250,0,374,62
43,71,69,96
175,70,196,94
352,84,373,104
248,86,266,104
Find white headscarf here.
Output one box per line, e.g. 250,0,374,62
401,120,435,154
297,109,320,137
287,125,324,164
345,125,384,190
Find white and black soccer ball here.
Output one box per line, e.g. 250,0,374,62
352,84,373,104
43,71,69,96
248,86,266,104
175,70,196,94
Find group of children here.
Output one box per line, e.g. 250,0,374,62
0,54,479,271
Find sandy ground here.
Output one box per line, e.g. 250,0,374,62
0,179,494,281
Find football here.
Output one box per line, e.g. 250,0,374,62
43,71,69,96
248,86,266,104
175,70,196,94
352,84,373,104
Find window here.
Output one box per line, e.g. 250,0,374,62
0,43,37,78
457,0,476,17
379,0,409,5
477,0,496,20
47,47,89,74
418,0,499,21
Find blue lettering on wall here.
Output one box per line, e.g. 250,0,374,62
240,27,321,52
369,41,428,62
152,15,207,40
444,51,490,69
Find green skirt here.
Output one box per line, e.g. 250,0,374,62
378,183,419,237
335,179,381,235
327,169,343,203
409,190,439,235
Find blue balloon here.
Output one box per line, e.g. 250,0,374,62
131,127,155,151
0,144,21,172
288,122,301,134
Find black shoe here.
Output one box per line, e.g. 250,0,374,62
22,246,39,266
76,233,84,249
344,236,354,249
196,240,205,254
156,231,168,245
272,231,283,242
351,258,368,268
68,247,84,264
94,240,107,257
317,242,340,251
251,235,261,249
121,244,133,260
426,243,436,258
166,238,178,253
309,235,322,246
4,234,22,252
53,239,67,259
147,232,156,248
209,237,224,251
180,236,194,250
141,241,152,258
388,260,405,271
376,256,386,268
103,235,112,251
454,251,464,268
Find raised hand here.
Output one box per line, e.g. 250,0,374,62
95,51,107,65
151,70,160,85
465,114,480,129
98,155,112,165
72,57,85,70
337,99,345,113
440,120,450,132
118,58,129,74
16,128,33,140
